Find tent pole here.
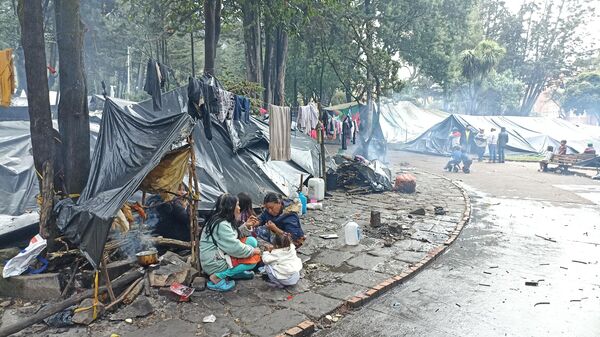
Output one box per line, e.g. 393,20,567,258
186,136,201,272
318,103,327,192
101,255,116,302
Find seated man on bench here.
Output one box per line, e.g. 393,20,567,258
539,146,554,172
584,143,596,155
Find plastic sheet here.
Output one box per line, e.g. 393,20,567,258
403,114,600,155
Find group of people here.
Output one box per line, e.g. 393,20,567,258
538,140,597,172
449,126,510,164
199,192,305,292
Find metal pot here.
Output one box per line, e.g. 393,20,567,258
136,249,158,266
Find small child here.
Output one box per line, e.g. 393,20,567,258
261,233,303,287
539,145,554,172
238,192,257,237
558,140,567,155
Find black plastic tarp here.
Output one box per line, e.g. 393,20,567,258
403,114,600,155
141,87,321,210
0,121,99,239
56,98,195,268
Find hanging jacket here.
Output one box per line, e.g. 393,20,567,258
0,49,14,107
143,58,168,111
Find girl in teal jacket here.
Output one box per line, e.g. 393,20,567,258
200,194,261,292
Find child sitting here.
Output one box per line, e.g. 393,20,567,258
444,146,462,172
539,146,554,172
261,233,303,288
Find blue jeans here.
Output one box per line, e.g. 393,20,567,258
488,144,497,162
498,145,505,163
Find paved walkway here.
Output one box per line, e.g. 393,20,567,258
2,165,469,336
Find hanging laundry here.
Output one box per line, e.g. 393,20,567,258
233,95,251,123
187,76,213,141
269,104,291,161
216,88,235,122
342,115,353,150
296,103,319,135
0,49,15,107
143,58,166,111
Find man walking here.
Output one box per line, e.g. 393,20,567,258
498,127,509,163
487,128,498,163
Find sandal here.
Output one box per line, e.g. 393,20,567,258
207,279,235,292
230,271,254,280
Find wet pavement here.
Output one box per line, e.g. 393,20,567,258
316,151,600,337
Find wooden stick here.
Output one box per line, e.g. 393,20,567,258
105,277,143,311
101,256,116,303
187,136,201,271
60,260,80,299
0,269,143,337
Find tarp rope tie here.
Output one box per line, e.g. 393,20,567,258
73,270,100,320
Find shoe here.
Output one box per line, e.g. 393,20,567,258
207,279,236,292
230,271,254,280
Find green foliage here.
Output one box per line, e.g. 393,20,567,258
461,40,505,82
482,70,526,115
561,71,600,118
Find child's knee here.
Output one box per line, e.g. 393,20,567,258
245,236,258,248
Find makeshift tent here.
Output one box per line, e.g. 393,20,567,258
403,114,600,155
378,101,448,144
0,121,99,243
140,88,321,210
55,97,195,268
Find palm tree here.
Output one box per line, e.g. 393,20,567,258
461,40,506,114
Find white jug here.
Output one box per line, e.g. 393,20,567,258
344,221,361,246
308,178,325,201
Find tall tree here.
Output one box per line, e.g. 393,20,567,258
240,0,262,85
204,0,222,76
561,71,600,123
460,40,506,115
17,0,56,240
55,0,90,195
481,0,596,115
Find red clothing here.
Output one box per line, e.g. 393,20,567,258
558,145,567,155
230,237,261,267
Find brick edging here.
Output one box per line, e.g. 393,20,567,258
276,172,472,337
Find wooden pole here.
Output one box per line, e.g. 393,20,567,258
187,137,201,271
0,269,143,337
100,255,116,302
318,103,327,191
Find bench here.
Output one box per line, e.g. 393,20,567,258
550,153,598,174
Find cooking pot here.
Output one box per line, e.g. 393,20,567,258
136,249,158,266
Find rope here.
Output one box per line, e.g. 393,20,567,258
73,270,100,319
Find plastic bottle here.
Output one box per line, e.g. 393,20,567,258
344,221,361,246
298,192,307,215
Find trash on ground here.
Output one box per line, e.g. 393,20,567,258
202,314,216,323
319,234,339,239
534,302,550,307
525,281,539,286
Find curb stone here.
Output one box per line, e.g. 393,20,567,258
276,172,472,337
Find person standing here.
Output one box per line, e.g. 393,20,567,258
448,127,462,152
487,128,498,163
474,128,487,162
497,127,509,163
463,125,475,154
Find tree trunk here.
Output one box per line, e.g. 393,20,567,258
203,0,222,76
262,24,274,106
272,27,288,106
242,0,262,85
18,0,55,239
190,32,195,77
55,0,90,196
